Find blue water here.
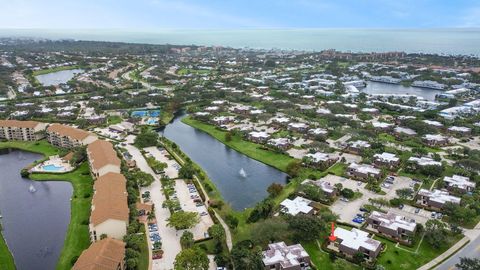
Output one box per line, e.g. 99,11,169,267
0,28,479,55
35,69,83,86
42,164,65,172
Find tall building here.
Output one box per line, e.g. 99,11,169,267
0,120,46,141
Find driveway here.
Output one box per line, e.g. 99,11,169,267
125,144,181,270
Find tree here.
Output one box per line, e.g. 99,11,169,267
456,257,480,270
250,217,291,246
208,224,225,242
167,211,200,230
396,188,414,199
286,214,326,242
231,242,264,270
180,231,194,249
247,199,275,223
353,252,365,263
267,183,283,197
174,247,209,270
340,188,355,199
134,128,159,148
226,214,239,229
286,160,302,177
179,161,196,179
225,132,232,142
425,219,448,248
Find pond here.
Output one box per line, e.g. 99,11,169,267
362,81,444,101
0,149,72,270
160,112,288,210
35,69,83,86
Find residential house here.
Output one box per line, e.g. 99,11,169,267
47,124,97,148
443,175,476,193
303,179,337,198
332,227,382,260
248,131,270,144
303,152,338,169
279,197,315,216
262,242,311,270
407,156,442,169
371,121,393,131
416,189,461,210
448,126,472,137
373,152,400,169
422,134,449,147
268,138,292,151
72,237,125,270
307,128,328,139
347,163,382,180
288,122,309,133
345,140,371,155
90,172,129,242
87,140,121,178
367,211,417,242
393,127,417,138
0,120,46,141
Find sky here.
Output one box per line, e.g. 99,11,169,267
0,0,479,29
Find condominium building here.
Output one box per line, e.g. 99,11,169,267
333,227,382,260
72,237,125,270
262,242,311,270
416,189,461,210
347,163,382,180
0,120,46,141
87,140,121,178
46,124,97,148
89,172,129,242
367,211,417,242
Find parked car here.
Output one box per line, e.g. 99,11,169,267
415,208,420,214
398,204,404,209
431,212,437,218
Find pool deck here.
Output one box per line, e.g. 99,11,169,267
30,156,74,173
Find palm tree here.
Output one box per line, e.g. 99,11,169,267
147,211,156,222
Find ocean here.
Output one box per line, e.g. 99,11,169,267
0,28,479,56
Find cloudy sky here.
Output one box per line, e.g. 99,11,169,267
1,0,479,29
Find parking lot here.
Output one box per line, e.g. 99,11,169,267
327,174,431,226
175,180,214,240
144,146,180,178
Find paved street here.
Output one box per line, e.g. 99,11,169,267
125,144,182,270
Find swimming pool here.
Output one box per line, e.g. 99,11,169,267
146,118,158,125
131,110,160,118
42,164,65,172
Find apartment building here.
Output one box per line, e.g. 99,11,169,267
303,152,338,169
367,211,417,242
46,124,97,148
87,140,121,178
443,175,476,193
89,172,129,242
416,189,461,210
333,227,382,260
262,242,311,270
72,237,125,270
0,120,46,141
347,163,382,181
373,152,400,169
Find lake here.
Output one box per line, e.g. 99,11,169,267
0,149,72,270
362,81,443,101
161,112,288,210
35,69,83,86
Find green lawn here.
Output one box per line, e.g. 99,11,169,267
177,68,211,75
375,234,463,270
30,162,93,270
302,241,360,270
138,234,150,270
0,140,60,156
182,117,295,172
0,232,15,270
107,115,123,125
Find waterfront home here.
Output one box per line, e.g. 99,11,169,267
422,120,444,128
366,211,417,243
422,134,450,147
345,140,371,155
416,189,461,210
331,227,382,260
443,175,476,193
247,131,270,143
212,116,235,126
268,137,292,151
87,140,121,178
72,237,125,270
231,104,251,115
271,117,290,127
279,196,315,216
288,122,309,133
0,120,47,141
47,124,97,148
90,172,129,242
303,152,338,169
347,163,382,181
373,152,400,169
412,80,445,90
448,126,472,137
262,242,311,270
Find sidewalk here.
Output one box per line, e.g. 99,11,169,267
417,237,469,270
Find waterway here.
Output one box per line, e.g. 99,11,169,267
35,69,83,86
161,112,288,210
0,149,72,270
362,81,444,101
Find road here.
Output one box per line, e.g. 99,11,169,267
434,230,480,270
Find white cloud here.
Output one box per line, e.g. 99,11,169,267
459,7,480,27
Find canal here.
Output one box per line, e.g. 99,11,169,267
161,112,288,210
0,149,72,270
35,69,83,86
362,81,443,101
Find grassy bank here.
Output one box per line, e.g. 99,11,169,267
0,141,92,270
0,232,15,270
182,116,294,172
30,162,93,270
